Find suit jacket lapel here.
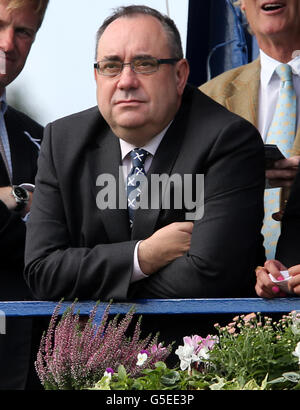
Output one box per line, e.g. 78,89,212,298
226,59,261,128
88,126,131,242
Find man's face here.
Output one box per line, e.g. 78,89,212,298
241,0,300,41
0,0,40,92
94,15,189,144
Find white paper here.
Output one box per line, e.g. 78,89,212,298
269,270,293,294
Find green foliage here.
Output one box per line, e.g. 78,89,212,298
209,312,300,385
39,307,300,390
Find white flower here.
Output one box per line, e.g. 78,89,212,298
175,344,200,371
291,312,300,336
198,346,210,361
292,341,300,364
136,352,148,367
103,371,112,380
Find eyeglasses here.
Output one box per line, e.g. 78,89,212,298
94,57,180,76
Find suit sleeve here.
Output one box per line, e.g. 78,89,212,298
24,125,137,301
0,201,26,267
129,118,265,298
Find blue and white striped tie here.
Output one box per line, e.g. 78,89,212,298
127,148,148,228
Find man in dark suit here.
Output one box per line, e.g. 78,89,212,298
0,0,48,389
25,6,265,305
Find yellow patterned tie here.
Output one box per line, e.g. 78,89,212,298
262,64,297,259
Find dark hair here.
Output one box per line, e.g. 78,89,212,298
95,5,183,60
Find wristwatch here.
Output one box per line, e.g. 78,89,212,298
11,185,29,212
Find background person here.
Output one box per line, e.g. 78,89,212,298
0,0,48,390
256,164,300,297
200,0,300,260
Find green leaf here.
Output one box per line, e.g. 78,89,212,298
282,372,300,383
268,376,286,385
161,371,180,386
117,365,127,381
155,361,167,370
209,377,227,390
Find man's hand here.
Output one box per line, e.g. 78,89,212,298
287,265,300,295
138,222,194,276
255,259,287,298
266,155,300,188
0,186,32,217
0,186,17,210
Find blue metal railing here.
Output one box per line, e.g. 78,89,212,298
0,298,299,321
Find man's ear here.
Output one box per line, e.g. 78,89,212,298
175,59,190,96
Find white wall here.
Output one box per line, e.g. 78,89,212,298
7,0,189,125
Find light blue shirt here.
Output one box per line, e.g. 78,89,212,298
0,92,12,181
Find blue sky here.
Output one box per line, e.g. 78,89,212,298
7,0,189,126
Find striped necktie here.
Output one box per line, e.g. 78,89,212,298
262,63,297,259
127,148,148,228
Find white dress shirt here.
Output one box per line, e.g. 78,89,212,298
258,49,300,141
119,123,171,283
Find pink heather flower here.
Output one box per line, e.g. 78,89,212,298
35,302,171,389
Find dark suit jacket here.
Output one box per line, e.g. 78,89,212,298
24,85,265,301
276,166,300,267
0,106,43,300
0,105,43,390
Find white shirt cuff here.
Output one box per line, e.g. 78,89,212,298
131,240,148,283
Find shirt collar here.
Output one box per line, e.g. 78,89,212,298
119,122,172,161
260,49,300,85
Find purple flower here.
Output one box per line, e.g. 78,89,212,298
35,302,171,390
151,343,166,354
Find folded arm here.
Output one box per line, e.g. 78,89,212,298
129,119,265,298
